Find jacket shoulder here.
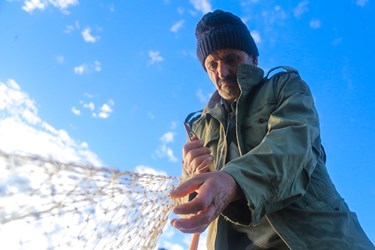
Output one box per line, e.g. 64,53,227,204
265,66,298,79
265,66,299,79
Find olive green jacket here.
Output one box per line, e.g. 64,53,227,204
184,64,374,249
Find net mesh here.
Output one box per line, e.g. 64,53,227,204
0,150,180,250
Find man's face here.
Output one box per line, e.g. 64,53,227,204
204,48,258,102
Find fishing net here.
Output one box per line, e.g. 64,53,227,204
0,150,180,250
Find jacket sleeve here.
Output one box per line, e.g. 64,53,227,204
222,67,322,225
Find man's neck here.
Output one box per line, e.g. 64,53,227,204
221,98,237,113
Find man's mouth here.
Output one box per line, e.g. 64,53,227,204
218,75,237,87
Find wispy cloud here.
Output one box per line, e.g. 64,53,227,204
154,131,178,162
81,27,100,43
64,21,80,33
148,50,164,65
74,97,114,119
74,61,101,75
97,102,113,119
196,89,212,103
189,0,212,14
331,37,343,46
135,165,167,176
82,101,95,111
22,0,78,14
261,5,288,26
170,20,185,33
309,18,321,29
71,106,81,116
356,0,368,7
56,55,65,63
251,30,261,44
293,0,309,18
0,79,100,164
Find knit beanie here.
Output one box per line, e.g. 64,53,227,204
195,9,259,69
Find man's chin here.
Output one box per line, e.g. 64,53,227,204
219,91,239,102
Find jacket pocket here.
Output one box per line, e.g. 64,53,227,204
242,103,276,150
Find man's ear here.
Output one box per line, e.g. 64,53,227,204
252,56,258,66
245,55,258,66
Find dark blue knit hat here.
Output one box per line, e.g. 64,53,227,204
195,10,259,69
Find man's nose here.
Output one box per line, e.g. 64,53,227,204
217,62,230,79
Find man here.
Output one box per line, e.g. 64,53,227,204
169,9,374,250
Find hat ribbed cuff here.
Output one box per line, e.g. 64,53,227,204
197,27,259,68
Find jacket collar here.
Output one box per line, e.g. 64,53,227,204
203,64,264,118
236,64,265,98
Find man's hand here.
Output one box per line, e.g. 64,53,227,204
182,139,213,175
169,171,240,234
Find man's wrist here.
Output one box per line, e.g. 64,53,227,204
219,171,244,202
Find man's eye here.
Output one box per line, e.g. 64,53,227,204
207,61,218,71
223,54,240,66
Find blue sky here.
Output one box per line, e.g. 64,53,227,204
0,0,374,249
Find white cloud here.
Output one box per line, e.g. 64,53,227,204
64,21,80,33
309,18,321,29
100,103,112,113
161,132,175,143
148,50,164,65
22,0,78,14
0,79,101,165
261,6,288,26
135,165,167,176
50,0,78,9
81,27,99,43
356,0,368,7
155,132,178,162
74,64,86,74
189,0,212,14
98,102,113,119
74,61,102,75
293,0,309,18
79,99,114,119
22,0,47,12
251,30,261,44
64,24,75,33
93,60,102,71
71,106,80,116
170,20,185,33
82,101,95,111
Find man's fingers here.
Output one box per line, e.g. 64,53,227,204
170,212,211,234
195,156,213,173
185,147,210,164
171,218,207,234
173,196,207,215
169,175,204,198
171,201,218,233
172,178,214,214
182,140,204,157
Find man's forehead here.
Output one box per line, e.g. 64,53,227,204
206,49,245,60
